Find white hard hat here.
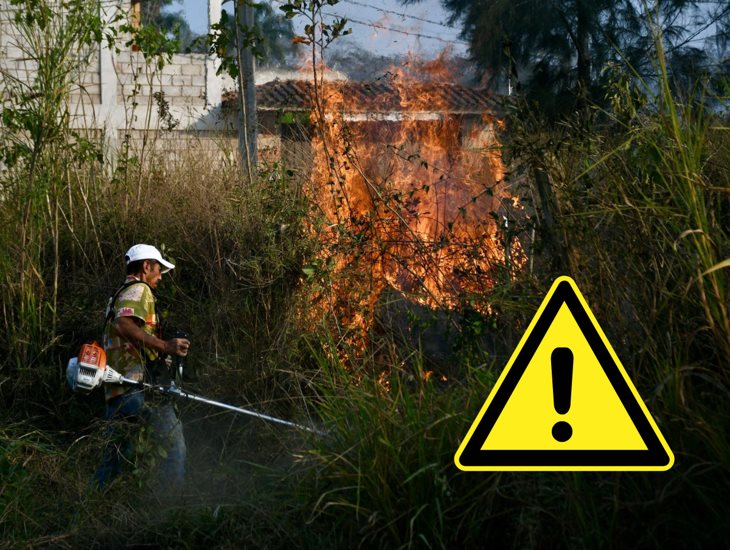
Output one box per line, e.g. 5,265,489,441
125,244,175,273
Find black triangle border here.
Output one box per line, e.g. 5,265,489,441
458,280,672,468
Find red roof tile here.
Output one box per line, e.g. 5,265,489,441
225,80,497,114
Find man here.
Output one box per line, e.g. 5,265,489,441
94,244,190,490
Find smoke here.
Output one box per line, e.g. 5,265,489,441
176,401,307,506
324,44,480,85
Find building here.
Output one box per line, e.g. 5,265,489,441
1,0,500,174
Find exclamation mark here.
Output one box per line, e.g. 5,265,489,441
551,347,574,442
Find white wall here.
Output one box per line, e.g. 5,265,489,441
0,0,228,154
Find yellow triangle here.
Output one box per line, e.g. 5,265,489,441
454,276,674,471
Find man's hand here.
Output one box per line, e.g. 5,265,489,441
115,317,190,357
165,338,190,357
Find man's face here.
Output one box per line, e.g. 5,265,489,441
142,260,163,289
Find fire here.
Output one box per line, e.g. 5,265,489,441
302,56,525,342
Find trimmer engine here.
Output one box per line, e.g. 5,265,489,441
66,342,126,393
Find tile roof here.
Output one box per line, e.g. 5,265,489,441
225,80,497,114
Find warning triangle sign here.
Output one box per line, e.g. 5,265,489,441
454,276,674,471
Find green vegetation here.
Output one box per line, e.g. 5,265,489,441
407,0,730,116
0,0,728,548
139,0,299,62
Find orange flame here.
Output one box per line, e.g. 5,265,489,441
302,57,525,343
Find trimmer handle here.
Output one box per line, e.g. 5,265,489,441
171,329,189,384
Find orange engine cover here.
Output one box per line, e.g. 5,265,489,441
78,341,106,371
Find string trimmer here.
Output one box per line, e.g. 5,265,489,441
67,342,323,435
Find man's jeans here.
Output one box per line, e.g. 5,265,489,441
93,390,186,489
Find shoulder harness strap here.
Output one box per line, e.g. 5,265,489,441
104,280,153,325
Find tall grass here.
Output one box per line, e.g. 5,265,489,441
0,0,311,410
0,0,105,393
0,2,728,547
288,337,504,547
0,144,315,547
280,22,730,550
1,4,314,544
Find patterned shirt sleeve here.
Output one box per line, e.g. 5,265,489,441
114,282,152,324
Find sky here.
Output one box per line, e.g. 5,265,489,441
175,0,468,57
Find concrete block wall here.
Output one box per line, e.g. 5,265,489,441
1,0,34,81
115,51,208,108
69,51,102,107
0,0,305,168
120,128,239,166
1,0,102,106
1,0,227,150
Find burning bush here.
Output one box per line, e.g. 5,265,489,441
299,67,526,351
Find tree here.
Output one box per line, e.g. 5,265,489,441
408,0,729,115
138,0,297,61
251,1,298,66
217,1,298,66
140,0,199,52
207,1,299,181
